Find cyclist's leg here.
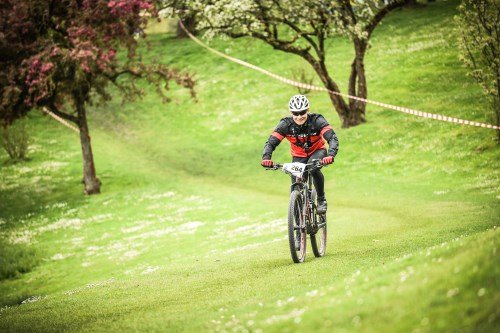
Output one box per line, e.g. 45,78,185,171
307,149,327,199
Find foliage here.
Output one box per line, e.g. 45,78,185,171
456,0,500,132
162,0,409,127
0,0,195,125
0,120,29,162
291,67,314,94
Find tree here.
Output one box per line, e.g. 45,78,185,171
166,0,409,128
0,0,195,194
456,0,499,140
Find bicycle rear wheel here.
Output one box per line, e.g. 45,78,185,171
288,190,306,263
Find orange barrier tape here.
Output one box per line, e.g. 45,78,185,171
41,107,80,133
179,21,500,131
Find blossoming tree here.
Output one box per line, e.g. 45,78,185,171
166,0,409,127
0,0,195,194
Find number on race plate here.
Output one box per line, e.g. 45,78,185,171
282,163,306,177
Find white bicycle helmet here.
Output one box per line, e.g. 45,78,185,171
288,94,310,112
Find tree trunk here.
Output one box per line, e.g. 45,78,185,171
347,40,368,127
75,99,100,195
495,96,500,143
308,56,365,128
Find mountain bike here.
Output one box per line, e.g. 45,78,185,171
266,159,328,263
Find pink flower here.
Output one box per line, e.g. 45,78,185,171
31,59,41,68
41,62,54,74
50,47,61,57
81,60,91,73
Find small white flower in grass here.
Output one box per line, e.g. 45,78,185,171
0,305,12,313
294,317,302,324
447,288,459,298
247,320,254,326
181,221,204,234
306,290,318,297
51,253,72,261
352,315,361,327
122,250,140,260
81,262,92,267
141,266,159,275
258,302,264,307
477,288,486,297
71,237,84,245
21,296,44,304
9,230,34,244
433,190,448,195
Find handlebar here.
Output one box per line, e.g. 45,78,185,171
265,159,327,171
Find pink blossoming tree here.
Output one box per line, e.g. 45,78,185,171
0,0,195,194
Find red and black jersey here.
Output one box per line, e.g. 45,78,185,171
262,113,339,159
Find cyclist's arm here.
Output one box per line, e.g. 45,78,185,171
322,128,339,158
262,119,287,160
316,115,339,158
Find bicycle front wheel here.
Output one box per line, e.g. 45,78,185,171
288,190,306,263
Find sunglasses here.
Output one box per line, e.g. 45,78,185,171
291,110,308,116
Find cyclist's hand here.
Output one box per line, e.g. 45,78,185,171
322,156,334,165
261,159,274,168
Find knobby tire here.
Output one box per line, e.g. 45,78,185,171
310,189,327,257
288,190,306,263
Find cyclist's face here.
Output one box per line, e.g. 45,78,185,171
291,110,308,125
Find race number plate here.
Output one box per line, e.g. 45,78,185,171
282,162,306,177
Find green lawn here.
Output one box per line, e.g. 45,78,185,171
0,0,498,332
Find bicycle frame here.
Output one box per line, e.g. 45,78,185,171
286,160,325,233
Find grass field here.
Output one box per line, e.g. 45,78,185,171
0,0,499,332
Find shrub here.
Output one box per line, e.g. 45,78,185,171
0,120,30,162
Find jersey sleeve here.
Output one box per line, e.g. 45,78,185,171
315,114,339,157
262,119,287,160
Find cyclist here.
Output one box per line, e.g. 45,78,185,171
261,94,339,213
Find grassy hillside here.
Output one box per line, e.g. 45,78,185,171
1,0,498,332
